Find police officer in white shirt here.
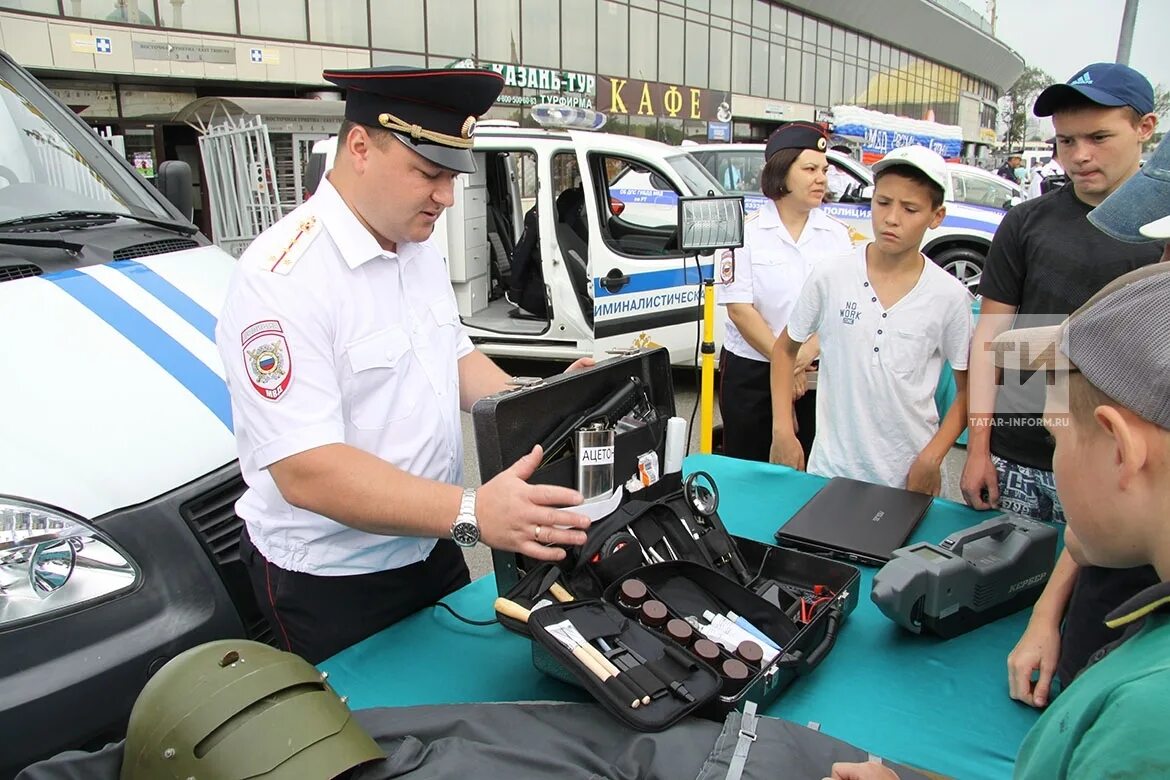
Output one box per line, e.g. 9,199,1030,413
717,122,853,462
215,66,590,663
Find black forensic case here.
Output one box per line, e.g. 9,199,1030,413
472,348,860,731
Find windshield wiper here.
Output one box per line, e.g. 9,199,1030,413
0,234,84,250
0,210,198,235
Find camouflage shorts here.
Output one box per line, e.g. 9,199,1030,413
992,455,1065,524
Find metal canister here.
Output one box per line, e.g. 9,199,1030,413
575,422,615,502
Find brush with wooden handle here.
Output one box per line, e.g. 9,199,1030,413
494,596,642,708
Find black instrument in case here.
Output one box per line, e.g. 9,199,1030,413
472,348,860,730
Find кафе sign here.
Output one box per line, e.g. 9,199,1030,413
599,76,732,123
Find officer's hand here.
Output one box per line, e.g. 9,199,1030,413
769,434,805,471
960,450,1000,510
1007,615,1061,708
477,445,590,562
826,762,900,780
905,453,942,496
564,357,596,373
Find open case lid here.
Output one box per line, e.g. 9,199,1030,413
471,348,676,484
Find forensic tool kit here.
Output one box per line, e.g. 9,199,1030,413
473,349,860,730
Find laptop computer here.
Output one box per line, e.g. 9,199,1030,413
774,477,933,566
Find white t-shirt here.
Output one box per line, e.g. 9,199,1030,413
216,176,473,575
718,201,853,362
787,245,974,488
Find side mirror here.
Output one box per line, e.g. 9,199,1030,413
304,152,326,198
155,160,194,222
857,185,875,201
649,172,672,191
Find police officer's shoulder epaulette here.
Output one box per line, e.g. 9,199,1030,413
744,210,761,224
258,214,322,275
822,212,850,230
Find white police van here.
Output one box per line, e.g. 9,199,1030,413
0,50,264,775
307,119,732,367
683,142,1012,292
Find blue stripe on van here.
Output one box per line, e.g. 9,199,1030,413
110,260,217,341
45,269,233,431
939,215,1001,234
593,263,713,297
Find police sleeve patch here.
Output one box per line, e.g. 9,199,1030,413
241,320,292,401
718,249,735,284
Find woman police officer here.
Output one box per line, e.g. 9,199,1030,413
717,122,853,461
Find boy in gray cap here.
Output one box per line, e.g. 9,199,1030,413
829,264,1170,780
1088,131,1170,263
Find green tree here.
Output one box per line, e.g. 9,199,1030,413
1155,84,1170,120
1000,66,1053,150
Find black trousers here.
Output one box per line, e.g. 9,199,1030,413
718,349,816,463
239,529,471,664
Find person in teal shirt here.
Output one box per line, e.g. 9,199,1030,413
826,264,1170,780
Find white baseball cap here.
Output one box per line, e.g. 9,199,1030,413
1140,213,1170,240
870,145,949,194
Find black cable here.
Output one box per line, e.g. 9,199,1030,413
687,250,704,456
433,601,498,626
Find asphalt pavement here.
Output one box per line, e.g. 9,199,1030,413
458,359,967,579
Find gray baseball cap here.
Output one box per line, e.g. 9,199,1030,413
1087,132,1170,243
991,263,1170,429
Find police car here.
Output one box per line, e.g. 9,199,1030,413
0,50,261,774
683,143,1012,292
306,118,733,368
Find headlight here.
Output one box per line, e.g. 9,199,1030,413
0,498,138,627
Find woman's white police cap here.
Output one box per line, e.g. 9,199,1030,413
323,65,504,174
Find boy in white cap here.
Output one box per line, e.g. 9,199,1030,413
769,145,973,493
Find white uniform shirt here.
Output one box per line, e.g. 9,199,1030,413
787,245,973,488
215,175,472,576
1026,165,1044,200
717,201,853,362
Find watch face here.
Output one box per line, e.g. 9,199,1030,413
452,520,480,547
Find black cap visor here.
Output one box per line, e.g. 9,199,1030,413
392,132,477,174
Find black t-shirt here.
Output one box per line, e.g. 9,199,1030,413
977,184,1163,470
1057,563,1161,686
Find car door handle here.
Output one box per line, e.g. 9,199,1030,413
601,269,630,293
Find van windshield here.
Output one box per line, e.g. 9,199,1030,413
0,67,171,225
665,153,726,197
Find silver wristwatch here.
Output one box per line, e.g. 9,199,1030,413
450,488,480,548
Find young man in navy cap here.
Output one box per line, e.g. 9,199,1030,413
958,62,1162,706
769,145,973,494
214,67,592,663
830,263,1170,780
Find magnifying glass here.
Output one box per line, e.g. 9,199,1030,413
684,471,719,518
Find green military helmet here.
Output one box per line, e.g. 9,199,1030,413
121,639,384,780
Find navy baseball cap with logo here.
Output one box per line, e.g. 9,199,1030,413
1033,62,1154,117
323,66,504,173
